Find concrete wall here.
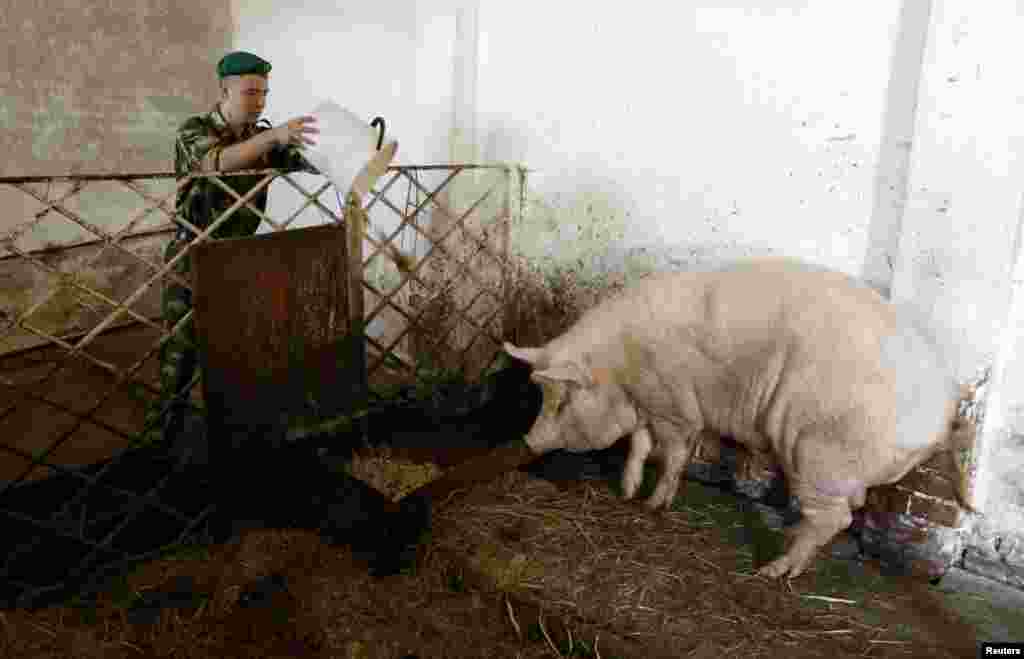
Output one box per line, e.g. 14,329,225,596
887,0,1024,586
479,2,906,282
0,1,233,227
0,2,234,353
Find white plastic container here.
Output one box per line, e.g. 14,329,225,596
302,100,398,201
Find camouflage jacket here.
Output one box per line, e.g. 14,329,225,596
174,104,319,240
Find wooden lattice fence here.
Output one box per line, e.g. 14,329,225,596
0,162,521,608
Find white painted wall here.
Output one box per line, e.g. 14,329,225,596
477,2,903,277
233,0,1024,543
888,0,1024,536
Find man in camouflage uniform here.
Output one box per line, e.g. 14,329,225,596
158,51,321,446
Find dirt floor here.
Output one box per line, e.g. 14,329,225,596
1,446,1019,659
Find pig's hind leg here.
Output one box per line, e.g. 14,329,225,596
758,479,855,579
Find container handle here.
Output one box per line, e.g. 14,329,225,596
370,117,386,150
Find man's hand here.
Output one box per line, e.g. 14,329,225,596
274,116,319,148
208,116,319,172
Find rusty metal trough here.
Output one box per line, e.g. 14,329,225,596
192,222,368,450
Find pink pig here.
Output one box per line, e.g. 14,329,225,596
505,256,974,579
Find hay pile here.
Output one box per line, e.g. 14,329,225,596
345,445,445,502
429,470,979,658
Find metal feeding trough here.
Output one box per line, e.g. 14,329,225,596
191,221,367,456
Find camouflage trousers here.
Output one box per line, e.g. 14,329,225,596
156,237,197,444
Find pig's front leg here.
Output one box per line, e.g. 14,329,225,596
621,425,653,500
757,481,854,579
643,420,700,510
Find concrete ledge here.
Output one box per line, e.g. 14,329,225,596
961,547,1024,590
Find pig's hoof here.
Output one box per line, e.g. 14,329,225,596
757,556,807,579
642,495,673,512
757,561,790,579
621,475,641,500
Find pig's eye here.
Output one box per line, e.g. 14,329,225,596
556,394,572,414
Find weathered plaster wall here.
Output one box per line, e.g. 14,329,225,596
888,0,1024,586
0,1,233,215
1,2,234,352
476,2,904,286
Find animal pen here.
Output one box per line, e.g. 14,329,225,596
0,162,524,609
0,162,1010,658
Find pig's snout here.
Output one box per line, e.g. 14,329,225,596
522,414,565,455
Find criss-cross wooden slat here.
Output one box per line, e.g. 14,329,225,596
421,285,492,354
453,302,506,369
362,279,418,324
110,179,194,286
0,163,517,455
0,183,171,347
364,332,414,372
1,180,87,255
0,168,315,452
0,380,139,446
363,179,505,320
13,179,194,284
370,180,506,306
0,162,520,610
355,171,405,222
103,172,277,336
401,170,510,271
2,239,164,336
0,178,201,410
360,168,462,269
363,231,507,378
373,214,506,357
357,180,500,333
365,279,463,377
356,168,515,378
0,321,195,504
0,172,279,456
208,171,340,232
360,185,507,368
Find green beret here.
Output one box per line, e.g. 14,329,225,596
217,51,272,78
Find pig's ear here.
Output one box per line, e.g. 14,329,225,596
531,360,592,387
504,342,548,367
